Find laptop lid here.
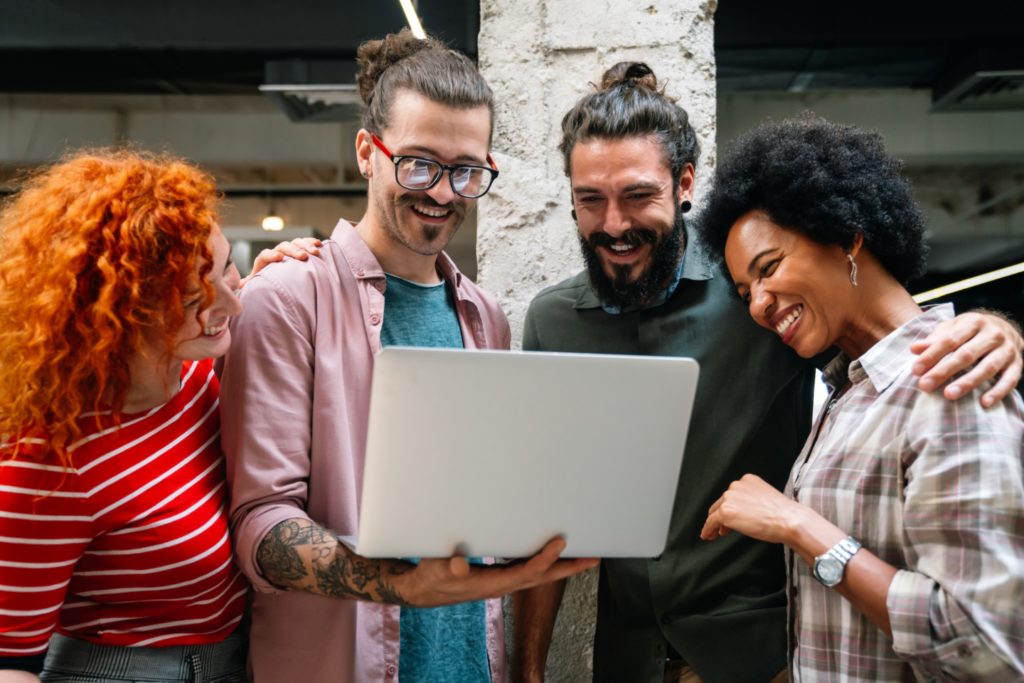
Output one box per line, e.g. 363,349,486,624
353,347,699,558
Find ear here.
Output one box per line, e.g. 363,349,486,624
677,163,696,203
849,231,865,258
355,129,374,179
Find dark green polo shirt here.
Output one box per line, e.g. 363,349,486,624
522,235,815,683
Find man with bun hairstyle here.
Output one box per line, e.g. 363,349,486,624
220,30,594,683
513,62,1023,683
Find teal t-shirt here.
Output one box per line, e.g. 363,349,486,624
380,274,489,683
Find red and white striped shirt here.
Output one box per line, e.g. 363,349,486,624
0,359,247,660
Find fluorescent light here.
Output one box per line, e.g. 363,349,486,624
261,215,285,232
398,0,427,39
913,261,1024,303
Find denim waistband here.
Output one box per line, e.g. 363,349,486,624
41,631,247,683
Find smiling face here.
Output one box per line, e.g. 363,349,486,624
569,135,693,308
360,89,491,259
171,227,242,362
724,210,858,358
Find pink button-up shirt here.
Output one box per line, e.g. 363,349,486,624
220,220,511,683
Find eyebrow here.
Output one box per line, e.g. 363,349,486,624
572,181,663,195
400,145,486,165
746,248,781,277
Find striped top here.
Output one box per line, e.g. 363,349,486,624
0,359,247,661
786,305,1024,682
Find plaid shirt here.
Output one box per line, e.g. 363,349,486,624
785,304,1024,682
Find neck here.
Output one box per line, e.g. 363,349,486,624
120,352,181,413
835,258,922,359
355,212,442,284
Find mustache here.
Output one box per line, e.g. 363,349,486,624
398,195,460,214
586,228,658,250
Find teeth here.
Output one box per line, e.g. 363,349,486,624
775,306,802,336
413,204,450,218
203,322,227,337
609,243,633,253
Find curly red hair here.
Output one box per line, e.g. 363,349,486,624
0,149,220,466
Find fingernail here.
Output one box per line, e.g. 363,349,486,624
918,378,935,391
981,396,993,407
911,363,924,375
947,385,962,399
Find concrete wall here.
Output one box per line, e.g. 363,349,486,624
476,1,717,679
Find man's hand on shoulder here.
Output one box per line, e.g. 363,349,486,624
911,310,1023,407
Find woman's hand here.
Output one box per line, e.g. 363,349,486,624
239,237,323,288
701,474,806,544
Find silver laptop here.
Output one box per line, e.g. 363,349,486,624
350,347,699,558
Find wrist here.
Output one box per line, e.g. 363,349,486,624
783,506,847,566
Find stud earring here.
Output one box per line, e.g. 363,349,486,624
847,253,858,287
681,199,692,213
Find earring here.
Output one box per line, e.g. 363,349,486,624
681,199,692,213
571,209,577,222
847,253,858,286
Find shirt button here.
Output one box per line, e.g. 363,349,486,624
370,314,381,325
385,663,397,677
356,269,365,277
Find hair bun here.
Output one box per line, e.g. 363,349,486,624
355,28,433,106
599,62,658,91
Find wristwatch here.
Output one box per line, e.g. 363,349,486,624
812,536,861,588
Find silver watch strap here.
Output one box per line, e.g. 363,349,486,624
827,536,861,563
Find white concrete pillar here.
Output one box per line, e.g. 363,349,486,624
477,1,718,679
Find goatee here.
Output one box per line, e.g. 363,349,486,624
579,209,686,311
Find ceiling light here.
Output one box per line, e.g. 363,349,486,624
913,261,1024,303
398,0,427,39
262,214,285,232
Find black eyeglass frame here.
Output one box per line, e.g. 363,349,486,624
370,133,499,199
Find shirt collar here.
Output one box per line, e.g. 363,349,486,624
330,218,466,296
822,303,955,394
573,224,716,312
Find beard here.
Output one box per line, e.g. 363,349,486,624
578,207,686,310
375,189,465,256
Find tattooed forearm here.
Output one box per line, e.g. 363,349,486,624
256,517,414,606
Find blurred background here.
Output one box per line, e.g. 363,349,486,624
1,0,1022,321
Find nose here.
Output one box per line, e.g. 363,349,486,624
601,198,630,237
750,282,775,323
425,173,457,206
218,265,243,317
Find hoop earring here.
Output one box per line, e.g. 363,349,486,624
681,200,692,213
847,253,858,287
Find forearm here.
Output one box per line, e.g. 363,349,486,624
511,579,567,682
256,517,413,605
786,509,897,636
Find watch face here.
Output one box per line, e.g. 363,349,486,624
814,557,843,586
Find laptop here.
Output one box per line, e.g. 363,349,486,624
349,347,699,558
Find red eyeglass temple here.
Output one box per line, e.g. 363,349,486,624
370,132,498,171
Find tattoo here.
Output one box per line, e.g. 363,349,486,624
257,520,313,584
256,518,413,606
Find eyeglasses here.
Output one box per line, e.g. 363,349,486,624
370,133,499,199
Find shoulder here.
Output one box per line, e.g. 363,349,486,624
527,271,590,316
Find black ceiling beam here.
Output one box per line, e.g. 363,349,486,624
0,0,479,94
715,0,1024,49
